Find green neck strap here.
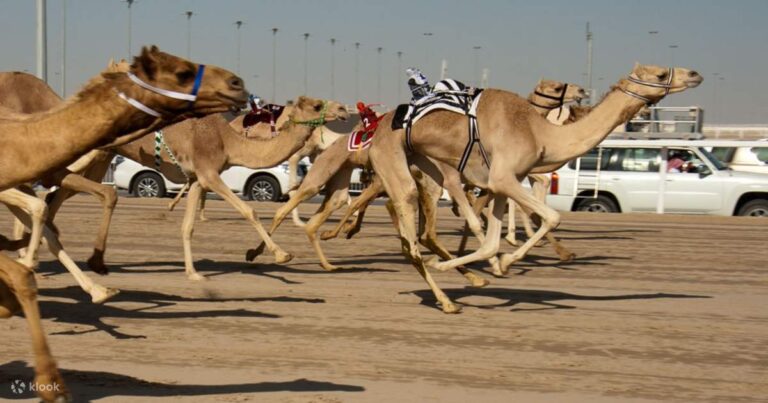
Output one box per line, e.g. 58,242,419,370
290,101,328,129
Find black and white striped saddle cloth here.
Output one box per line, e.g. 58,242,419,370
392,79,489,173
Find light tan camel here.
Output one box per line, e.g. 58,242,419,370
318,80,585,276
111,96,348,280
367,64,702,313
0,46,247,401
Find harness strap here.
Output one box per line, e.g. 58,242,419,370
457,115,491,173
127,65,205,102
118,92,162,117
622,68,674,105
154,130,189,180
532,83,568,118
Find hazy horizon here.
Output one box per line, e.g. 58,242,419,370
1,0,766,124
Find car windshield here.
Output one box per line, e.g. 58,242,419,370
698,147,728,170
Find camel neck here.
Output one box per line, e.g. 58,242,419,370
222,119,315,168
535,88,645,165
527,93,561,117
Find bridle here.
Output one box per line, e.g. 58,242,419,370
289,100,330,142
530,83,569,119
118,64,206,118
620,68,674,105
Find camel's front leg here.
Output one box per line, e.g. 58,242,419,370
306,173,352,271
320,176,383,241
505,198,521,246
181,181,206,280
0,255,70,402
287,151,311,228
370,140,459,314
199,173,292,265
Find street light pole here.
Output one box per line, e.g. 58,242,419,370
396,50,402,103
355,42,360,101
125,0,134,58
586,22,593,105
271,27,278,102
377,47,383,103
330,38,336,100
185,11,194,59
472,45,482,87
648,30,659,62
668,44,678,66
36,0,47,82
303,33,310,95
61,0,66,95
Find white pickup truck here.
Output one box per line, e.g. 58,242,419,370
546,140,768,217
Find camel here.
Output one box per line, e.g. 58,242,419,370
0,45,247,401
109,96,348,280
315,80,585,275
366,64,702,313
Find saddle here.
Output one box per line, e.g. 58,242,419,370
242,104,286,129
347,102,383,152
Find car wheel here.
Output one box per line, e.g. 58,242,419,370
132,172,166,198
247,175,280,202
737,199,768,217
577,195,619,213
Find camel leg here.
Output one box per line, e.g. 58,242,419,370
0,254,70,402
5,194,119,303
198,173,292,265
287,152,309,228
456,190,489,256
320,176,383,241
167,181,189,211
305,169,353,271
370,140,459,314
504,198,521,246
198,191,208,222
50,174,119,274
180,181,206,280
531,176,574,260
1,187,45,269
245,171,328,261
498,179,563,274
0,233,31,251
431,193,505,273
415,174,490,287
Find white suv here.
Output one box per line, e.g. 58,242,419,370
546,140,768,217
113,156,305,202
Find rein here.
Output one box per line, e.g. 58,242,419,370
118,64,206,118
530,83,568,119
619,68,674,105
290,101,329,142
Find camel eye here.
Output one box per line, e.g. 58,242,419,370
314,103,323,112
656,72,668,80
553,85,562,92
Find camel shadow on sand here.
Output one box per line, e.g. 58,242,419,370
65,258,395,285
0,361,364,402
35,285,323,339
404,286,710,312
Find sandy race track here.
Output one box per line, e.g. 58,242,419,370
1,195,766,402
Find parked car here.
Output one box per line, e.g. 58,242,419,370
709,141,768,174
546,140,768,217
113,156,306,202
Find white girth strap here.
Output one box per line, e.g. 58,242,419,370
126,72,199,102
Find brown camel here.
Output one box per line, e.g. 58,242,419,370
110,96,348,280
0,45,247,401
367,64,702,313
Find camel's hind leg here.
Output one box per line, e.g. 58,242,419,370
370,138,459,314
47,173,119,274
0,254,70,402
530,175,575,260
199,173,292,265
305,167,354,271
3,187,45,269
456,190,489,256
4,190,119,303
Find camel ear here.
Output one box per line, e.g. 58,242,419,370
135,46,160,80
107,58,115,69
296,96,311,109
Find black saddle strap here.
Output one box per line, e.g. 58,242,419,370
457,115,490,173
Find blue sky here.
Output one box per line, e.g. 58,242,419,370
1,0,766,124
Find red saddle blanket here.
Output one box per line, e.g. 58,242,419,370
347,102,382,152
242,104,286,129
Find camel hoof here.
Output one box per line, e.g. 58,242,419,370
15,258,37,270
319,230,337,241
245,244,267,261
87,254,109,275
91,287,120,304
559,252,576,262
441,302,462,314
424,256,448,272
468,275,490,288
321,264,341,271
504,235,520,246
187,273,208,281
274,251,293,264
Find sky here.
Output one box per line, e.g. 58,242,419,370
1,0,766,124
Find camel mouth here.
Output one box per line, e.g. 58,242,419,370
684,77,703,88
216,91,249,110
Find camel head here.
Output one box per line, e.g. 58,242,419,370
127,45,248,115
291,96,350,123
618,63,703,104
535,79,588,104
